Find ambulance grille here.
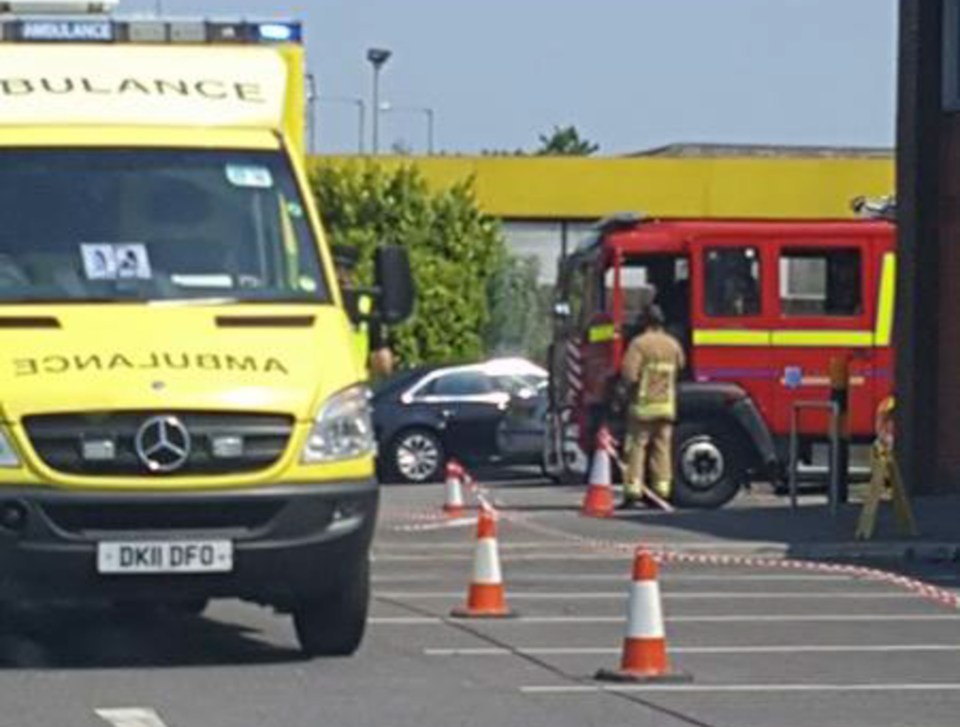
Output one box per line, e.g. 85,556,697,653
23,412,294,477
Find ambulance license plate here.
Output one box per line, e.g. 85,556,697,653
97,540,233,575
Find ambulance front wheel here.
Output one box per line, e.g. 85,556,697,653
294,558,370,658
673,422,745,509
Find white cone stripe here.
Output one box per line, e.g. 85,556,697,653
589,450,611,485
472,537,502,584
626,581,665,639
445,478,464,507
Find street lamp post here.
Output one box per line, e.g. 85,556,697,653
380,103,436,155
366,48,392,155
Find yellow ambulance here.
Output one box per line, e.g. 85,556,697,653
0,1,413,656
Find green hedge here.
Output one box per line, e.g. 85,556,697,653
310,162,507,367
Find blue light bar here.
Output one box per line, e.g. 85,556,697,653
256,22,301,43
0,17,304,44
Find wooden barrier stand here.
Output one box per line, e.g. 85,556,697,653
854,397,918,540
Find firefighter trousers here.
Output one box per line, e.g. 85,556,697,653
624,418,674,500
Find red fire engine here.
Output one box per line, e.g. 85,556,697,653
545,213,896,508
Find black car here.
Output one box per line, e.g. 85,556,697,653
372,363,547,483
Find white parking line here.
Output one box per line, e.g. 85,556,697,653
520,683,960,695
375,546,791,562
373,554,625,562
374,574,851,584
370,614,960,625
376,541,570,551
96,708,169,727
376,591,910,600
426,644,960,656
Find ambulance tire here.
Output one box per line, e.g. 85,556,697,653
673,422,746,509
294,558,369,658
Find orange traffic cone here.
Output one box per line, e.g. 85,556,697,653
581,428,615,518
596,549,691,683
443,460,467,517
450,505,514,618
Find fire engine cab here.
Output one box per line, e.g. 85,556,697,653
545,214,896,508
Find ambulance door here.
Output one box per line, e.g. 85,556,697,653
691,241,775,423
771,239,875,439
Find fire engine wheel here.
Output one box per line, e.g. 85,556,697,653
673,422,745,509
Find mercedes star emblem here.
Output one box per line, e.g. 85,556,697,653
134,415,191,473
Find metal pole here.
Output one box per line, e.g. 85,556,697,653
829,402,841,517
829,356,851,504
155,0,163,15
357,101,366,155
425,108,435,155
371,68,380,155
789,406,800,511
305,74,318,155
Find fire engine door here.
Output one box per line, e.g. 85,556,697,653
770,239,875,438
691,241,776,423
610,255,692,355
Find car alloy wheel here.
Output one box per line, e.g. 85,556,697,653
395,431,442,482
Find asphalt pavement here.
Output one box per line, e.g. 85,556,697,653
2,478,960,727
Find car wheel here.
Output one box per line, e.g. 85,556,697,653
387,428,445,483
293,558,369,658
672,422,745,509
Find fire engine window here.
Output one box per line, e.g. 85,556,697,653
779,248,862,317
704,248,762,317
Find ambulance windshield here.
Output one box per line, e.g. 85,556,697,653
0,148,330,304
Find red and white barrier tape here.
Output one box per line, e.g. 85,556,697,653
500,510,960,611
382,465,959,612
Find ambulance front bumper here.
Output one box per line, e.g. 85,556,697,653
0,479,378,608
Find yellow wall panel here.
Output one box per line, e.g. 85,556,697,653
313,155,894,221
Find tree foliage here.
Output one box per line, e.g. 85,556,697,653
310,162,506,367
535,125,600,156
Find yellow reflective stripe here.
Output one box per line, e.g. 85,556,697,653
588,323,616,343
358,294,373,315
693,330,770,346
771,330,873,347
695,329,873,347
874,253,895,347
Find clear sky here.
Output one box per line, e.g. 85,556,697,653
121,0,899,156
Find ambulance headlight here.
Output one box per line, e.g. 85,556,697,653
0,428,20,468
301,385,376,463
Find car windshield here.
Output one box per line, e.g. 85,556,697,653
0,149,330,304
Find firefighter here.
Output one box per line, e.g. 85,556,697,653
620,304,686,508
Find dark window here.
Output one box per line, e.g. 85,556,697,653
705,247,762,317
432,372,494,397
779,249,862,317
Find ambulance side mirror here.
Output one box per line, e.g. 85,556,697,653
375,245,415,325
